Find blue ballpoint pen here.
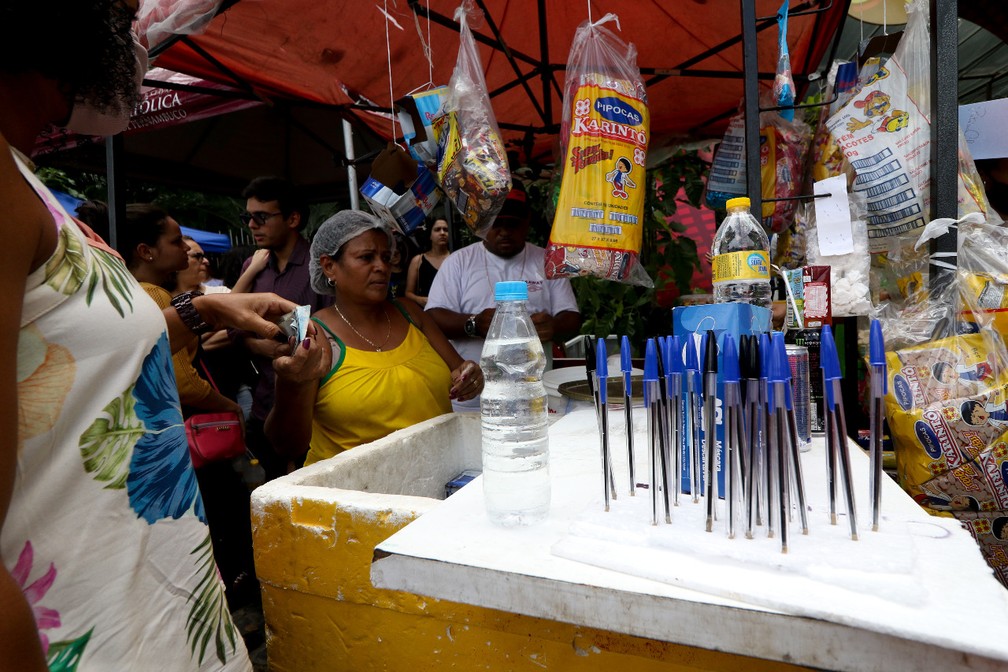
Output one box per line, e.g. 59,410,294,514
654,336,672,523
869,319,887,532
702,331,719,532
760,332,774,538
774,334,806,531
644,339,661,525
769,333,788,550
621,335,636,496
596,338,614,512
740,335,762,539
721,334,745,539
822,325,858,540
776,333,809,537
685,335,702,503
586,336,616,502
665,335,685,507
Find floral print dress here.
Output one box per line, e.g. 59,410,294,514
3,153,250,671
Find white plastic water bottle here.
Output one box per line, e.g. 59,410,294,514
480,281,551,526
711,196,772,309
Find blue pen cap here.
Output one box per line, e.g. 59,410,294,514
685,334,699,372
773,332,791,382
596,337,608,405
621,335,633,375
820,325,840,408
722,333,740,384
821,325,841,381
769,332,787,384
644,338,659,382
870,318,888,394
759,332,773,408
657,336,667,376
494,280,527,301
644,339,658,405
668,335,685,375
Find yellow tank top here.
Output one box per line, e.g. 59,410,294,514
306,310,453,465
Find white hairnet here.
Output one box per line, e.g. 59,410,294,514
309,210,395,295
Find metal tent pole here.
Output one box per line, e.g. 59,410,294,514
928,0,959,292
741,0,763,217
105,134,126,250
343,119,359,210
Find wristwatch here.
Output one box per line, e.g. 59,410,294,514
171,290,212,335
464,314,478,338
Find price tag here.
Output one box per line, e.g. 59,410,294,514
814,176,854,256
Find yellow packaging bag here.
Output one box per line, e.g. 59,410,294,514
545,15,650,285
885,333,1008,502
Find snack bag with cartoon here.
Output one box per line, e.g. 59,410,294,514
885,331,1008,587
824,0,984,253
544,14,651,286
435,2,511,238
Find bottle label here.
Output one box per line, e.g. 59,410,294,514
712,250,770,283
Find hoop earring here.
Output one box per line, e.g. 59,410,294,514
326,277,335,288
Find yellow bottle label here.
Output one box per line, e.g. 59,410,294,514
712,250,770,283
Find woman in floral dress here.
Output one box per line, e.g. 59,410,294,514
0,2,299,669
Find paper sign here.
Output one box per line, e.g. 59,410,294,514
813,176,854,256
959,99,1008,161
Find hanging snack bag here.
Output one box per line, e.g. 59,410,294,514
544,14,651,286
824,0,985,254
434,2,511,239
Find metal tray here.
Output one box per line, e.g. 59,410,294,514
558,375,645,403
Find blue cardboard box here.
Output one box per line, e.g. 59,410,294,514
672,302,771,495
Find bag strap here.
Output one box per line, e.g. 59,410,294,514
195,343,222,393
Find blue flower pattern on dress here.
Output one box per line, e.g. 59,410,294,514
127,332,206,523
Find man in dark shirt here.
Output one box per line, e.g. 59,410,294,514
236,176,332,480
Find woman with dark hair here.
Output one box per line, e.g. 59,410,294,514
405,217,451,307
266,210,483,465
117,203,191,285
0,2,296,668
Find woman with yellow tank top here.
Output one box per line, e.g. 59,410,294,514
266,211,484,464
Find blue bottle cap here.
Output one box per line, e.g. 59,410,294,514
494,280,528,301
722,333,739,384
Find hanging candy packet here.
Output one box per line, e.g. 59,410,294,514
434,1,511,238
544,14,652,286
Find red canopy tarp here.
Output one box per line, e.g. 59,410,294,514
153,0,848,162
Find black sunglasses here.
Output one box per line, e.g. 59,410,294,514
239,210,283,226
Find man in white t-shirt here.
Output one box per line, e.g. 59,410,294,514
426,187,582,411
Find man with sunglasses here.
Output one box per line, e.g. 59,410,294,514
234,176,332,480
426,186,581,412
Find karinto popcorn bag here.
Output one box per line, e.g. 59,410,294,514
545,14,652,286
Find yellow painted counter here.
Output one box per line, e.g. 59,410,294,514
251,412,810,671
